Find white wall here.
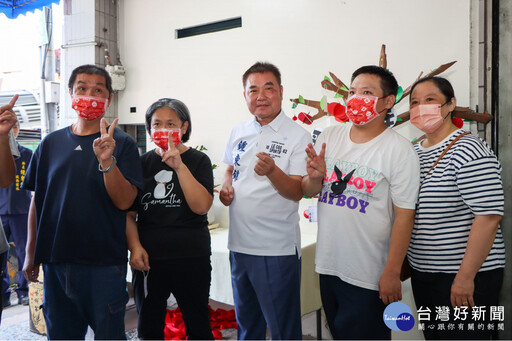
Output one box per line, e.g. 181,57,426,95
118,0,471,221
117,1,472,338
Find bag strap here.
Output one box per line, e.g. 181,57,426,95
425,131,471,176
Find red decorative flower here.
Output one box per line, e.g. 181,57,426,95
328,102,348,123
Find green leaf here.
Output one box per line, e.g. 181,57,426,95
334,93,344,99
324,76,332,82
320,96,327,111
397,117,403,122
340,85,349,92
395,86,403,103
292,102,298,109
299,95,305,104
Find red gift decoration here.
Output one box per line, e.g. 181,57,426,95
164,306,237,340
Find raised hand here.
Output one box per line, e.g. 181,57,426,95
156,134,183,170
0,95,19,136
254,152,276,176
305,142,326,180
93,118,118,163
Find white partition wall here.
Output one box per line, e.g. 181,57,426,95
117,0,471,143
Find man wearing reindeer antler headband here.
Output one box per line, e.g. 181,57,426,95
302,65,420,340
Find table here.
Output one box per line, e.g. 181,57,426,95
209,227,323,336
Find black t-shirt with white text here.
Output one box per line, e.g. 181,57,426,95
134,148,213,260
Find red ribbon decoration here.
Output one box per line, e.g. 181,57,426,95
164,306,237,340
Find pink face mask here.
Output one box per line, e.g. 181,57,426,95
72,95,108,121
151,128,181,151
346,95,383,125
410,104,447,133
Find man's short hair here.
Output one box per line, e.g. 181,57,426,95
351,65,399,98
242,62,282,88
68,64,113,95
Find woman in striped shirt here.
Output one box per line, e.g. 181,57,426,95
407,76,505,340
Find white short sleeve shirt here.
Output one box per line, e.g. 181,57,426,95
314,123,420,290
222,111,311,256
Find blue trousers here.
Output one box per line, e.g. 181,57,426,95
1,214,28,299
43,263,128,340
320,274,390,340
0,252,6,325
230,251,302,340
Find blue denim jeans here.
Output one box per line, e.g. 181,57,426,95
42,263,128,340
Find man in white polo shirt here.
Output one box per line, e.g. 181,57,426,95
220,62,310,340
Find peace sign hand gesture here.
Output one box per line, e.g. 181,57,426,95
156,134,183,171
0,95,19,136
93,118,118,165
305,142,326,180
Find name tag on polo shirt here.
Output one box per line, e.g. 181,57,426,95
264,140,289,159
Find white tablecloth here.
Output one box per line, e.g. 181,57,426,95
209,227,322,316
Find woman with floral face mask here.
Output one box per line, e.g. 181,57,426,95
126,98,214,340
407,77,505,340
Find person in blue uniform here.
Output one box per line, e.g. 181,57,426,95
0,95,19,323
0,122,32,307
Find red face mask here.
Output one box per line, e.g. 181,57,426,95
151,128,181,151
72,95,108,120
346,95,386,125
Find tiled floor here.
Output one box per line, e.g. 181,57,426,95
0,291,331,340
